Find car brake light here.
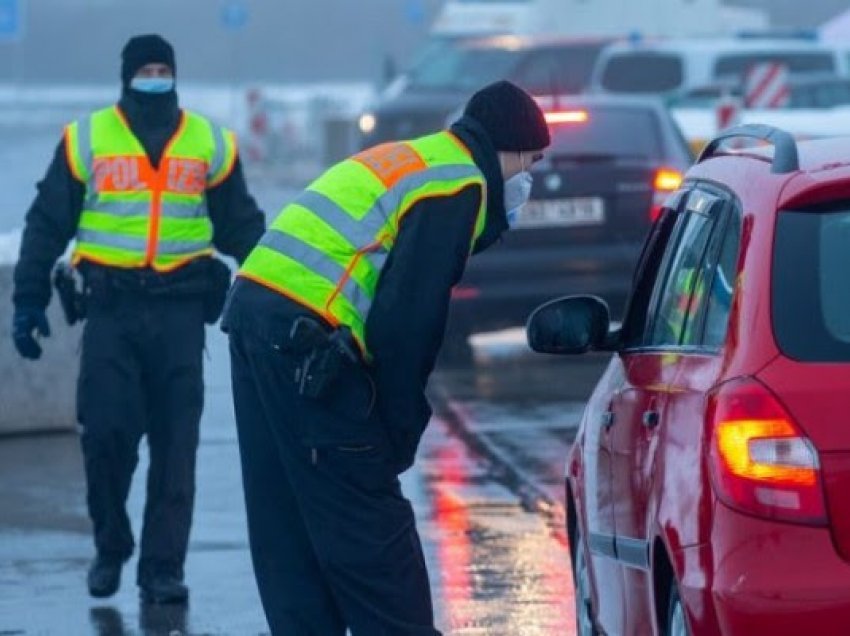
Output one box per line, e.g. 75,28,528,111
544,110,589,125
707,378,827,526
650,168,684,222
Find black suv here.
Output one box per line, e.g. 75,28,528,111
358,36,611,147
443,95,694,362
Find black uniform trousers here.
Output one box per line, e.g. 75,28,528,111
77,292,205,584
229,328,441,636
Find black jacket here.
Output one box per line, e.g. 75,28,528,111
222,115,507,469
12,89,266,309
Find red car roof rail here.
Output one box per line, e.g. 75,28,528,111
697,124,800,174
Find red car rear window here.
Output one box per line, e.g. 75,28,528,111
773,205,850,361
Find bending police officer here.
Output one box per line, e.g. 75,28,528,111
222,80,550,634
11,34,265,604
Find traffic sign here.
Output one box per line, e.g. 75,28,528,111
220,0,249,32
0,0,23,42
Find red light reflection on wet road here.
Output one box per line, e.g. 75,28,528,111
425,426,576,635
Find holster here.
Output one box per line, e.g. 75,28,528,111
52,262,87,325
287,316,362,400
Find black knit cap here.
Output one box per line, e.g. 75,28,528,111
463,80,550,152
120,34,176,88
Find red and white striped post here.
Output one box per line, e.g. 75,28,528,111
245,88,270,163
743,62,791,110
716,90,742,134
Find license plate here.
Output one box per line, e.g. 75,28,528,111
517,197,605,228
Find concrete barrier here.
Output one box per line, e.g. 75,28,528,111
0,234,80,435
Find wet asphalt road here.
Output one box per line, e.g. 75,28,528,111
0,328,610,636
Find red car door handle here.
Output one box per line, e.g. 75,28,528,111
642,410,660,428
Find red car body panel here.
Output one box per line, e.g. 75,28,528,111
568,137,850,635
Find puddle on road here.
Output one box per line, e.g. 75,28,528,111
417,422,577,635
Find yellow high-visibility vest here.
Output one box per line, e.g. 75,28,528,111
239,131,488,358
65,105,237,271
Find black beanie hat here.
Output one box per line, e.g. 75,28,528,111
463,80,550,152
121,34,176,87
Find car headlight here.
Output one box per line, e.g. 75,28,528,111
358,112,377,135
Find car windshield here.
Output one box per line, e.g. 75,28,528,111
547,106,663,160
773,205,850,362
407,44,521,91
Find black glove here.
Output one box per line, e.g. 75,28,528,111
12,306,51,360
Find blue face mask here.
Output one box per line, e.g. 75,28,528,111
130,77,175,94
504,171,533,228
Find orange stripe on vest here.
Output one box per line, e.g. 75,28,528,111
352,142,427,189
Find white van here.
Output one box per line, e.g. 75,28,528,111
590,38,843,99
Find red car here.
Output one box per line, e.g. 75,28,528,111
527,124,850,636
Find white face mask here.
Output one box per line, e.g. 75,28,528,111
130,77,175,94
504,169,533,228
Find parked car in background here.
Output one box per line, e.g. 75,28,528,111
590,37,842,101
357,35,611,148
528,124,850,635
442,95,692,362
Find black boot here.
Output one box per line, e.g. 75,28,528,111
87,555,123,598
139,576,189,605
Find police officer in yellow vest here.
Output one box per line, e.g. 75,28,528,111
222,81,550,635
12,35,265,603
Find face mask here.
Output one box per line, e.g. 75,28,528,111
503,171,533,228
130,77,175,94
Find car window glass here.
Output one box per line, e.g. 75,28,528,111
514,46,603,94
547,106,662,160
600,53,683,93
683,210,741,348
713,52,835,82
407,45,520,91
620,195,685,348
773,205,850,361
646,194,718,347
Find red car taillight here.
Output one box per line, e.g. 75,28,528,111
650,168,683,222
707,378,828,526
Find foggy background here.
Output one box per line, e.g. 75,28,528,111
0,0,847,85
0,0,445,85
1,0,849,235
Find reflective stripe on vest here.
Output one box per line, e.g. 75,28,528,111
238,131,488,359
65,106,237,271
